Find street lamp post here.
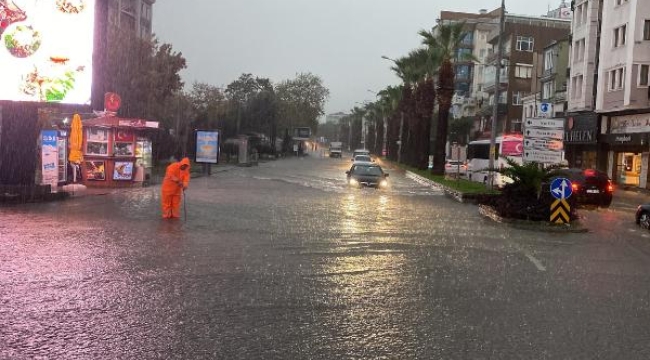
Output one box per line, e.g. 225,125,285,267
488,0,506,189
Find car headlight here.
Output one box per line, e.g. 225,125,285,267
349,178,359,186
379,179,388,187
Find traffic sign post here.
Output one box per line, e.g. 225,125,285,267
550,177,572,224
523,117,565,165
538,102,552,118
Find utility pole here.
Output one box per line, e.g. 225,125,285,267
488,0,506,189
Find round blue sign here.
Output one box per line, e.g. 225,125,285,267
550,177,573,199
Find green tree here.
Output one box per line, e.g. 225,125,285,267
103,28,186,121
276,73,330,135
448,116,475,145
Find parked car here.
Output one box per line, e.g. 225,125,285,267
636,205,650,229
346,162,389,188
444,160,467,177
552,168,614,208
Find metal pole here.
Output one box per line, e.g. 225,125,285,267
488,0,505,189
398,112,404,164
348,118,352,151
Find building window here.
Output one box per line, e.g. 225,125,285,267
544,50,555,71
542,81,555,100
512,91,525,105
516,36,534,52
511,119,522,132
515,64,533,78
86,128,109,156
640,64,649,86
571,75,584,99
609,68,625,91
644,20,650,41
614,25,626,47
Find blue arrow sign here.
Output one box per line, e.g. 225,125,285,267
540,103,550,113
550,177,573,200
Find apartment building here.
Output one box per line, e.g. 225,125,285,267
569,0,650,188
438,9,500,120
522,38,570,123
108,0,155,38
480,15,571,137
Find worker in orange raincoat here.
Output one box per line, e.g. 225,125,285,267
161,157,191,219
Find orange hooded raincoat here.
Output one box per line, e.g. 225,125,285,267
161,157,191,219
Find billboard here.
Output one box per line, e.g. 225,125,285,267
293,127,311,139
195,130,220,164
0,0,96,104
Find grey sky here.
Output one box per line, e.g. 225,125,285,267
153,1,560,117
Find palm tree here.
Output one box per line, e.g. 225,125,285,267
419,22,475,175
377,85,402,160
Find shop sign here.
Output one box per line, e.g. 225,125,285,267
602,133,648,146
565,114,598,144
117,120,159,128
611,114,650,134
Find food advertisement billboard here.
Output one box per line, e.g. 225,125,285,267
0,0,96,104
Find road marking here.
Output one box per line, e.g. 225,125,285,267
524,252,547,272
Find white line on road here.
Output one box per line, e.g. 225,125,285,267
524,252,547,272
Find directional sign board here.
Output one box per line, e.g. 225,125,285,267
523,117,565,164
524,138,564,151
524,128,564,140
524,149,564,163
526,118,564,129
550,177,573,199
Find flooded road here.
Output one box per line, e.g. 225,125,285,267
3,155,650,359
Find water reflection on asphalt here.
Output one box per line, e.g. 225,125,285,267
3,156,650,358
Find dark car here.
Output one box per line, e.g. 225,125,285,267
346,162,389,188
636,205,650,229
552,168,614,207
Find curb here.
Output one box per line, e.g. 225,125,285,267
404,170,589,233
405,171,474,203
478,205,589,233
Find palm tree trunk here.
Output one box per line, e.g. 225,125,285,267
432,60,454,175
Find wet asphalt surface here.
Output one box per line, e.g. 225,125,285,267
3,154,650,359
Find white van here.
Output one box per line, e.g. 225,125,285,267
466,135,523,188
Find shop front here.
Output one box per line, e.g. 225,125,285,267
604,113,650,189
81,116,158,188
563,113,600,169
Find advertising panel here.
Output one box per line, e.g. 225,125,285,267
84,160,105,181
0,0,96,104
195,130,219,164
113,161,133,180
41,129,58,191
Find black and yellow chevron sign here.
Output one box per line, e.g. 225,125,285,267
550,199,570,224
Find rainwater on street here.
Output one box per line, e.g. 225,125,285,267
3,154,650,359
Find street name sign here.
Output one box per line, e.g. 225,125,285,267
524,128,564,140
523,149,563,163
524,138,564,151
525,118,564,129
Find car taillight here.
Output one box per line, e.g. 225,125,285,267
607,181,614,192
572,183,580,192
